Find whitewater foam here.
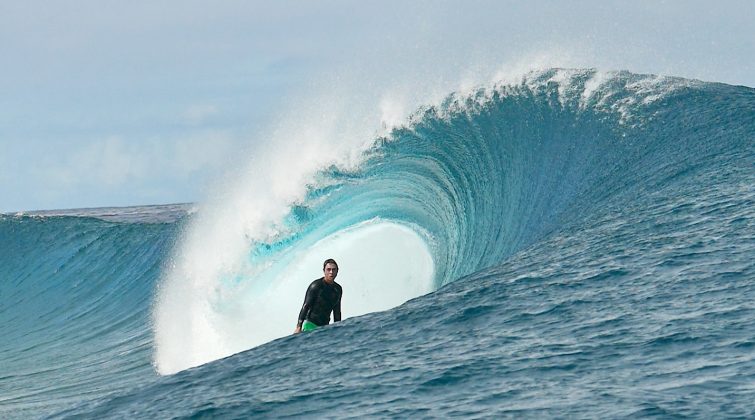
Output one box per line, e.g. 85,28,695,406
154,219,433,374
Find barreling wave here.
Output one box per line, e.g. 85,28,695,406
302,68,750,285
153,68,753,374
2,68,753,417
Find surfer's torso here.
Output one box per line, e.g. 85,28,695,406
298,277,342,326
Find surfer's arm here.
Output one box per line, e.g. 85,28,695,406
333,287,342,322
333,300,341,322
295,281,319,333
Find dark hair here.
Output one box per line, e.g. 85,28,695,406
323,258,338,270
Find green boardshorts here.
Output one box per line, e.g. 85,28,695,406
302,320,320,332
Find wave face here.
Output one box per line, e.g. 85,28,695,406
0,209,183,418
2,69,755,418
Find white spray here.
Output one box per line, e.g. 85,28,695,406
151,80,441,374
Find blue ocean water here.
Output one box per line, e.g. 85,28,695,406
1,69,754,418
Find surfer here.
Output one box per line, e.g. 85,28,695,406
294,258,342,333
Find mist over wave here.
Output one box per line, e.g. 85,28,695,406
153,68,752,374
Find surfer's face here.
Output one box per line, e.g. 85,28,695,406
323,263,338,282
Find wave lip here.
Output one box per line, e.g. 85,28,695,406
152,68,755,374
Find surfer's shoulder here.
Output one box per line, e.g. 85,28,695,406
310,277,325,288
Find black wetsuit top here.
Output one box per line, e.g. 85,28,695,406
297,277,342,327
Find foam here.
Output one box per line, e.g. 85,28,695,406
154,220,434,375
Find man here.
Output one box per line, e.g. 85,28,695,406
294,258,343,333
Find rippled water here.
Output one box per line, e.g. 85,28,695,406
2,69,754,418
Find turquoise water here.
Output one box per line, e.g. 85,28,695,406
1,69,753,418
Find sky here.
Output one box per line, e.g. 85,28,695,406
1,0,754,213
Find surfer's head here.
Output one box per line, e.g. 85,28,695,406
323,258,339,283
